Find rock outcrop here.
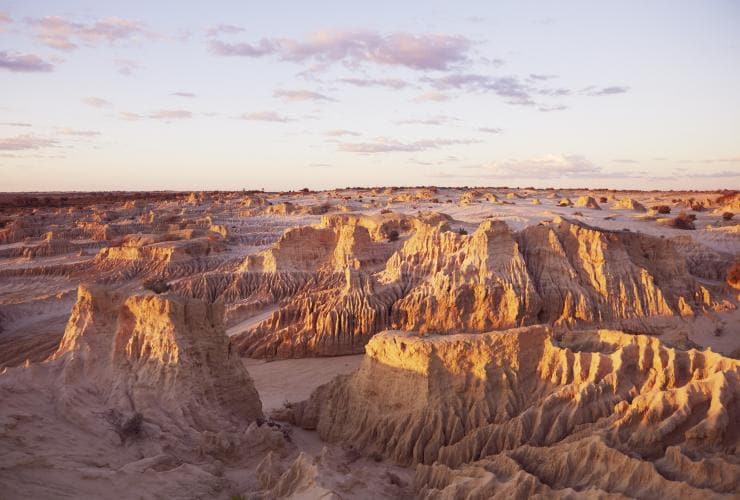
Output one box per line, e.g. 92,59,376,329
285,326,740,497
226,214,723,358
52,284,264,431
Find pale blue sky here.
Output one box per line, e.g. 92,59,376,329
1,0,738,191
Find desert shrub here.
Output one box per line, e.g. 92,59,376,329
599,196,608,203
105,410,143,444
386,229,400,242
380,208,392,214
722,211,734,221
143,279,170,294
457,228,468,235
652,205,671,214
670,211,696,230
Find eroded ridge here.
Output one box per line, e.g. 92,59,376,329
216,214,731,358
283,327,739,497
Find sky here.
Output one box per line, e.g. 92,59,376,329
1,0,739,192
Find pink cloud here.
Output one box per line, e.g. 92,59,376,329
210,30,471,71
27,16,152,51
0,51,54,72
238,111,294,122
412,91,452,102
83,96,112,108
147,109,192,120
339,77,408,89
0,134,58,150
338,137,477,153
273,89,335,102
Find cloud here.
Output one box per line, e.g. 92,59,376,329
209,39,278,57
171,91,197,98
210,30,471,71
422,73,534,106
2,122,32,127
274,89,336,102
0,134,57,151
478,127,503,134
338,77,408,89
412,91,452,102
119,112,142,121
0,51,54,72
581,85,630,96
612,158,638,164
484,154,602,178
82,96,112,108
27,16,152,51
147,109,192,120
337,137,477,153
325,129,360,137
0,12,11,29
527,73,557,81
206,24,244,37
114,58,143,75
395,115,459,126
119,110,192,121
537,103,568,112
238,111,294,122
58,128,100,137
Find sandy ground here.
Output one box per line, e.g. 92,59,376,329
245,355,363,413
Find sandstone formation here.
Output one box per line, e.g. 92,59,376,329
285,326,740,497
574,195,602,210
614,197,648,212
50,285,264,434
221,214,726,358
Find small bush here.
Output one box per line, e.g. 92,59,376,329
599,196,608,203
670,211,696,230
387,229,400,242
457,228,468,235
722,211,734,221
652,205,671,214
143,279,170,294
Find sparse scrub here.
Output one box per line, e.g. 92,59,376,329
670,211,696,230
143,279,171,294
652,205,671,214
722,211,734,221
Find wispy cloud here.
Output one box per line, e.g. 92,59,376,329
395,115,459,126
422,73,534,106
114,58,143,75
274,89,336,102
205,24,244,37
2,122,32,127
0,51,54,72
0,12,12,30
238,111,294,122
82,96,113,108
58,128,100,137
581,85,630,97
0,134,58,151
325,129,360,137
27,16,152,51
412,91,452,102
478,127,503,134
147,109,192,120
171,91,197,98
338,77,409,89
337,137,477,153
209,30,471,71
119,109,192,121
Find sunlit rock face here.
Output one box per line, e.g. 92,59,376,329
227,214,725,358
53,284,264,429
285,326,740,497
